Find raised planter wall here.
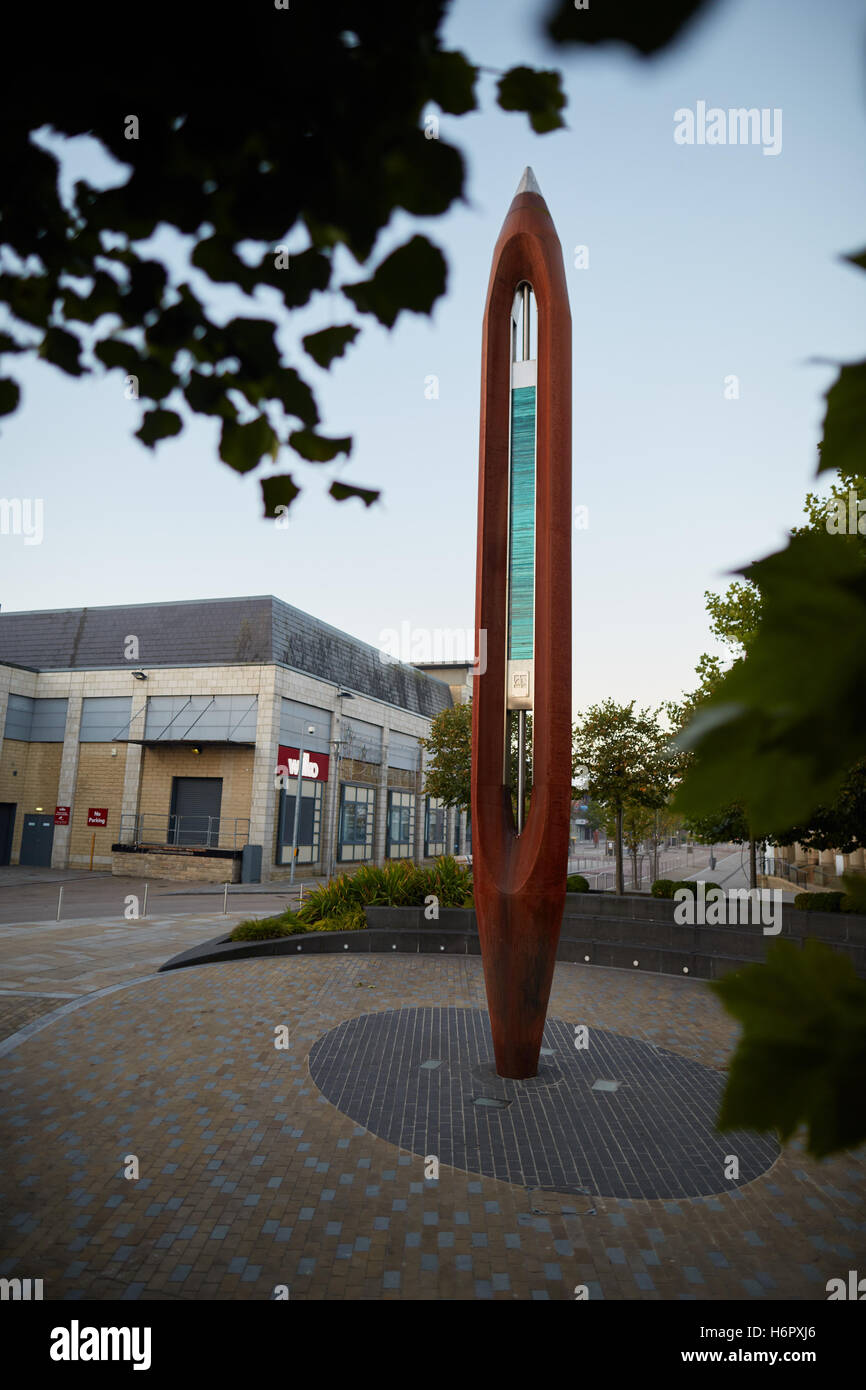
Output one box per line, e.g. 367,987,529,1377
160,891,866,979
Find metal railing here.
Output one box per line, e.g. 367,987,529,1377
118,814,251,851
760,856,830,889
568,844,740,894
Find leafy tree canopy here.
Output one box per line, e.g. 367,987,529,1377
421,701,472,810
0,1,570,514
0,0,725,515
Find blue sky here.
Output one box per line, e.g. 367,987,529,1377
1,0,863,716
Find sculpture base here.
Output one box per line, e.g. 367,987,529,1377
309,1006,778,1199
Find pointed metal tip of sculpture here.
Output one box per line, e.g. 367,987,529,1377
515,166,542,196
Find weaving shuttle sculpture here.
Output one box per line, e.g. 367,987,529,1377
472,168,572,1080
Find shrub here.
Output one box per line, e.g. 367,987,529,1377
296,874,362,924
672,880,701,897
794,891,846,913
298,856,473,921
308,903,369,933
230,912,306,942
651,879,675,898
427,855,474,907
377,861,424,905
566,874,590,893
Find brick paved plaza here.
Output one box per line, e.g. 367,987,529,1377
1,916,864,1301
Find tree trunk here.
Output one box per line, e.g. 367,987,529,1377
615,806,624,895
749,836,757,891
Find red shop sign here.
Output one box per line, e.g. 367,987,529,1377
54,806,70,825
276,746,329,783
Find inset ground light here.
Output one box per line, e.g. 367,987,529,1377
309,1006,779,1200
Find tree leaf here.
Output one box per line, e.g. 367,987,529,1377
259,246,332,308
39,326,85,376
428,50,478,115
384,135,465,217
144,289,203,352
841,873,866,912
192,235,256,292
343,236,447,328
547,0,716,55
183,371,238,420
122,260,169,319
817,359,866,476
290,429,352,463
94,339,142,374
135,407,183,447
0,378,20,415
61,270,123,325
222,317,280,376
496,66,567,135
134,357,177,401
220,415,278,473
329,480,379,506
0,273,52,328
675,532,866,832
709,939,866,1158
261,474,300,516
261,366,319,427
302,325,359,369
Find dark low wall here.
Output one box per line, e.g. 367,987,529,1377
160,892,866,979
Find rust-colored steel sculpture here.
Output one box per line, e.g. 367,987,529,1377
471,168,572,1080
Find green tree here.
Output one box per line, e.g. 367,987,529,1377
674,244,866,1155
678,462,866,878
704,580,762,653
572,701,671,896
421,702,472,810
599,799,655,891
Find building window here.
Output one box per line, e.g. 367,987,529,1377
338,784,376,862
425,796,446,858
277,780,323,865
387,789,415,860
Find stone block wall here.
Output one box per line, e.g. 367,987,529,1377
111,849,242,882
0,740,63,861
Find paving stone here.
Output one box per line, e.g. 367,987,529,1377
1,948,863,1302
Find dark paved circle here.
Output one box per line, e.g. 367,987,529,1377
308,1006,779,1199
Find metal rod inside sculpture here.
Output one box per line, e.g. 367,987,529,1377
510,279,535,835
472,167,572,1080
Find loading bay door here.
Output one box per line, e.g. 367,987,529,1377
19,812,54,867
170,777,223,847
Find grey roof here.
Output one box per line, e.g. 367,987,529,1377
0,597,453,719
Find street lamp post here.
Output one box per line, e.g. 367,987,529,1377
325,691,354,881
289,723,316,886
